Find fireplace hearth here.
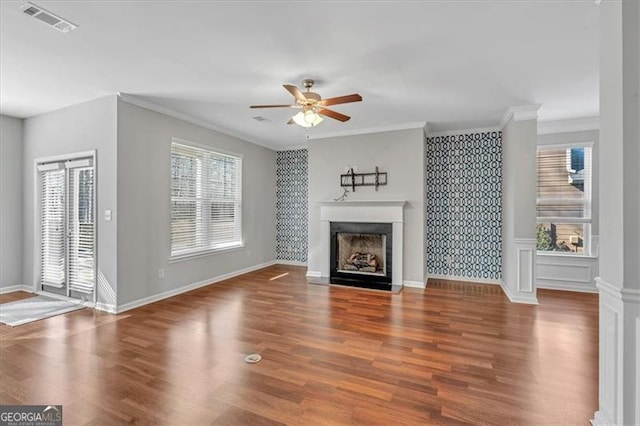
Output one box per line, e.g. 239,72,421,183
330,222,393,290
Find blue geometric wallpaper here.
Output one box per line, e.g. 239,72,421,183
425,131,503,280
276,149,308,262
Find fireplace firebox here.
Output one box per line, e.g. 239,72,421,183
330,222,393,290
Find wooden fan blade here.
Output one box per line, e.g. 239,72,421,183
283,84,307,102
318,108,350,122
318,94,362,107
250,104,297,109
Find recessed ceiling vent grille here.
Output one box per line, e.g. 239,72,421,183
19,2,77,33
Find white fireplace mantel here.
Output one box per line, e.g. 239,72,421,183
309,200,407,285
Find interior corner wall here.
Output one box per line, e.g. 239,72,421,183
276,149,308,263
424,131,503,281
22,96,118,307
1,115,24,289
116,100,276,307
307,128,424,284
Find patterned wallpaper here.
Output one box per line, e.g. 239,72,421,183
276,149,308,262
425,131,503,280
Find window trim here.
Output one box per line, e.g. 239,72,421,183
169,137,243,261
536,141,593,256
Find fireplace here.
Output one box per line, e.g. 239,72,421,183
330,222,393,290
311,200,406,289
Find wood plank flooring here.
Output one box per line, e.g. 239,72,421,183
0,265,598,425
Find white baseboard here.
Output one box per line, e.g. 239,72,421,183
537,282,598,293
404,280,426,289
0,285,33,295
275,260,307,266
500,281,539,305
95,302,117,314
426,274,501,286
116,260,277,313
591,411,611,426
306,270,322,278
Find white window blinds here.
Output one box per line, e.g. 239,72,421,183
171,141,242,257
67,166,95,293
40,167,66,288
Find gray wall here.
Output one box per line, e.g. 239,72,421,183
307,128,424,283
538,129,600,236
1,115,24,289
276,149,308,263
116,101,276,306
22,96,118,307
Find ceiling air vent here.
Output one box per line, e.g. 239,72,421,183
19,2,77,33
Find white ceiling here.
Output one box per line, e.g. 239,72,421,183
0,1,599,148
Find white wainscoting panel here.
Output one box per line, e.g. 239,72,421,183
593,277,624,426
537,253,598,293
505,238,538,304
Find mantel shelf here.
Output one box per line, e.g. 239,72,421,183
318,200,407,208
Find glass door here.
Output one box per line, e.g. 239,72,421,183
39,157,95,300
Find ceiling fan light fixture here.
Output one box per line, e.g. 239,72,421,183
292,110,323,127
250,79,361,127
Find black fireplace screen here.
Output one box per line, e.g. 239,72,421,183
330,222,392,288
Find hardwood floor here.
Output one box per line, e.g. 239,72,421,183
0,265,598,425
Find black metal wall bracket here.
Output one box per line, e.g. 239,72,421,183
340,167,388,192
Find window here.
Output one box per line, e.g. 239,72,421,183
536,144,592,255
170,140,242,258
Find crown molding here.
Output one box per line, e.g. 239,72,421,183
426,126,501,138
537,116,599,135
117,93,277,151
307,121,427,140
500,104,542,129
274,143,309,152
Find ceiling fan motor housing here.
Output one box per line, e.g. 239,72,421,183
303,92,321,102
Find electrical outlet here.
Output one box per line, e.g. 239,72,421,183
445,255,453,267
158,268,165,279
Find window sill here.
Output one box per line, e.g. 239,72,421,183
169,243,245,263
536,251,598,260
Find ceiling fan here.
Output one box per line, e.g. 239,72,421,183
250,79,362,128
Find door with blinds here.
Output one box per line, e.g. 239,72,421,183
38,157,95,300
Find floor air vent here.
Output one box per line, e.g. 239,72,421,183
20,2,77,33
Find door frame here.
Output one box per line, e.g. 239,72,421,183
33,150,97,304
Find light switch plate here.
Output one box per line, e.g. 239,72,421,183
104,209,112,221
